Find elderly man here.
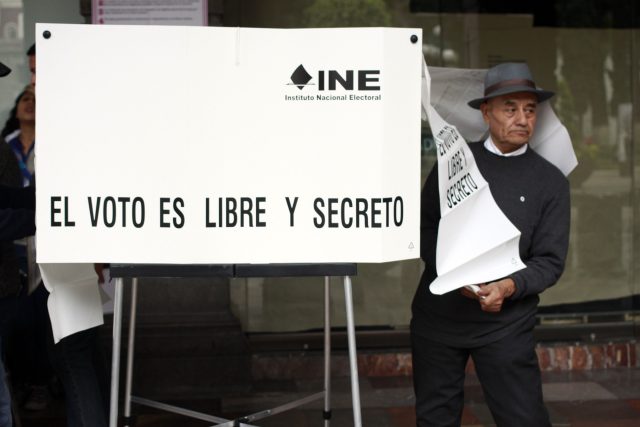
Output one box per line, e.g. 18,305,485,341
411,63,570,427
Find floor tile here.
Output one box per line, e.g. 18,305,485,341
369,375,414,389
550,400,640,422
387,406,416,426
543,381,618,401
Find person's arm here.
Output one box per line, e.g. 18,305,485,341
508,178,571,299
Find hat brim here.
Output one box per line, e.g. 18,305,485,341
0,62,11,77
468,86,554,109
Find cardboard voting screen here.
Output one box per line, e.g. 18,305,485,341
36,24,422,264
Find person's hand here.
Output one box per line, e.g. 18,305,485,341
460,284,485,300
475,278,516,312
94,263,105,284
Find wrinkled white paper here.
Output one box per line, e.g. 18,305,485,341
39,263,103,343
99,267,116,315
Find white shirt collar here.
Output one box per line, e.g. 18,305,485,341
483,136,528,157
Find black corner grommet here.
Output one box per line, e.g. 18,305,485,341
43,30,51,39
410,34,418,44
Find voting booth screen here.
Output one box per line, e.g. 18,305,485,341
36,25,422,264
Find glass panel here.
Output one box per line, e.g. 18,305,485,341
546,27,634,308
0,1,26,121
228,0,639,333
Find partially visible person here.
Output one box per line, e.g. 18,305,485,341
0,53,37,427
1,83,54,413
0,91,23,427
0,183,36,427
0,87,23,308
26,43,110,427
2,84,35,188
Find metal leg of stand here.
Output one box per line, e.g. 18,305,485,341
343,276,362,427
323,276,331,427
109,278,124,427
124,278,138,427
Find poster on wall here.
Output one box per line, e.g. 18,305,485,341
92,0,208,26
36,24,422,264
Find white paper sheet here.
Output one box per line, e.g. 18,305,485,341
39,263,104,343
99,268,115,315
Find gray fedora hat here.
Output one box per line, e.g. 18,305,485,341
468,62,554,109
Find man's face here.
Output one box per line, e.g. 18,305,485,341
29,54,36,85
480,92,538,153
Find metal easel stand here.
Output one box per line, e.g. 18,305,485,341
109,274,363,427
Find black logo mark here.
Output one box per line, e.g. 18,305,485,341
289,64,313,90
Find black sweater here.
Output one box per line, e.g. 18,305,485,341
411,142,570,347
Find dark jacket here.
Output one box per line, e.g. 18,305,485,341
0,143,24,297
0,184,35,241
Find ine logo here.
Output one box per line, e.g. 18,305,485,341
289,65,314,90
288,64,381,91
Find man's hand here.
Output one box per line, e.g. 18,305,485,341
460,278,516,312
477,279,515,312
460,284,484,300
94,263,105,284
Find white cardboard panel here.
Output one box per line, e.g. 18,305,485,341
36,24,422,264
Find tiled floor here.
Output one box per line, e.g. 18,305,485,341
17,367,640,426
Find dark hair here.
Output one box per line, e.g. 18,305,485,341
1,87,32,139
26,43,35,57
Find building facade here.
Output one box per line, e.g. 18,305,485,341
0,2,637,383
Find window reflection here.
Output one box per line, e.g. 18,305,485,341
229,0,638,335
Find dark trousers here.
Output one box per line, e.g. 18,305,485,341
0,296,18,427
5,283,54,387
51,326,110,427
411,325,550,427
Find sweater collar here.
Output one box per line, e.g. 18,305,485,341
483,136,528,157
